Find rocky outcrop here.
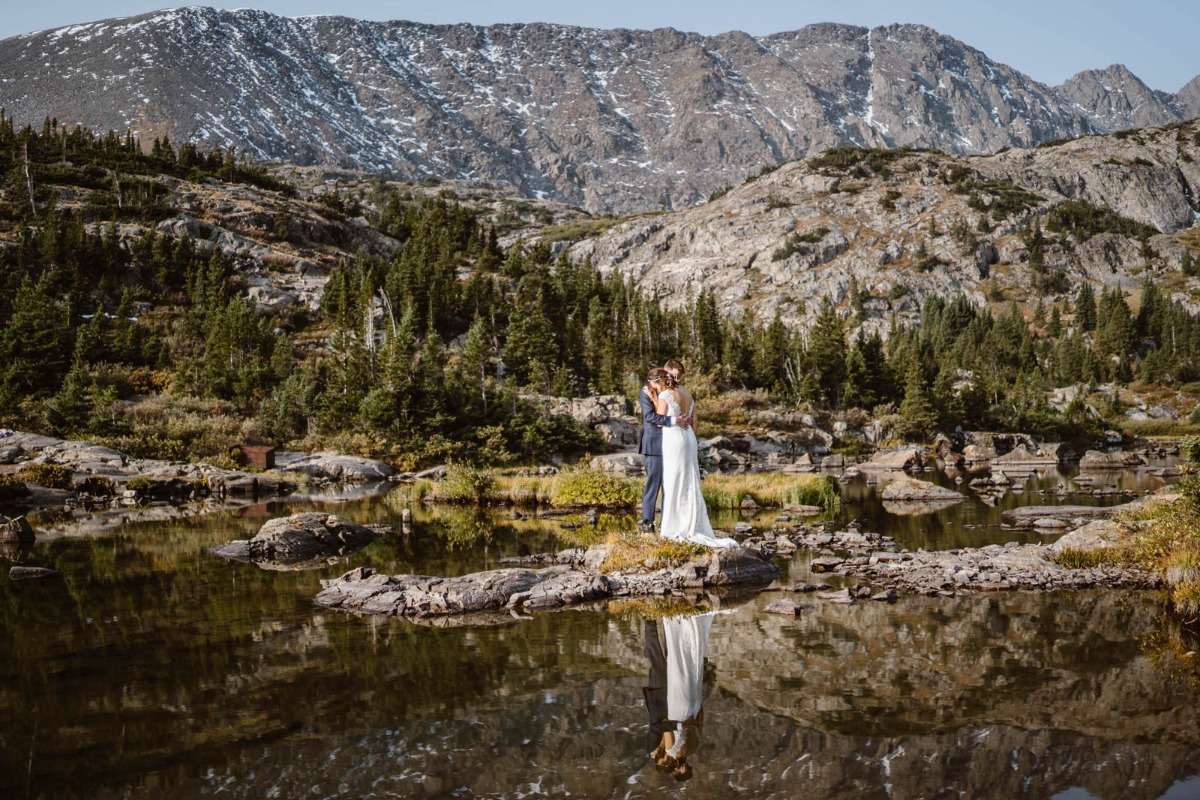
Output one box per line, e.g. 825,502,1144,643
572,123,1200,332
315,545,781,619
210,512,391,567
521,394,639,450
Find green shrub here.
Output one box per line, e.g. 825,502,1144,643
430,463,497,504
550,468,640,507
1181,435,1200,466
16,462,74,490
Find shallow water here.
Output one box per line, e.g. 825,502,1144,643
1,469,1198,799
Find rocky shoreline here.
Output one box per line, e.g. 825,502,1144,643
313,485,1177,622
0,429,397,540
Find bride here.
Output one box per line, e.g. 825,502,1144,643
647,369,738,549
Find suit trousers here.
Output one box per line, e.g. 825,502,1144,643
642,453,663,526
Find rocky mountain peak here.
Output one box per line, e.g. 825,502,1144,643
1059,64,1184,131
1,8,1197,213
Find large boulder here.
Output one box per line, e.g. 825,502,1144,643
994,443,1067,467
1079,450,1145,470
861,447,924,472
210,512,390,566
1046,519,1138,555
276,452,394,482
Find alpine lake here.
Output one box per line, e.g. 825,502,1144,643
2,463,1198,800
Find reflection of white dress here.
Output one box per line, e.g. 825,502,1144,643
664,612,713,723
663,611,714,760
659,392,738,549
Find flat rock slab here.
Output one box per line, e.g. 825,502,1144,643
832,542,1159,596
212,512,391,566
1002,505,1125,526
315,546,782,620
880,477,964,502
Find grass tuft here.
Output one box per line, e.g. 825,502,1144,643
599,531,709,573
1053,546,1132,569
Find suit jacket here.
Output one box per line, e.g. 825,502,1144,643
638,387,674,456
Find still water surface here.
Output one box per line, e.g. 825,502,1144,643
1,467,1198,799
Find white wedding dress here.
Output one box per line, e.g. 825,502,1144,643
658,391,738,549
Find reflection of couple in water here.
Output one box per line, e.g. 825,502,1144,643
643,612,715,782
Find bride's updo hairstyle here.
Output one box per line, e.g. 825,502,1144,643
647,367,668,386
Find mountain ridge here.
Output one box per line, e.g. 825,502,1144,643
1,7,1197,213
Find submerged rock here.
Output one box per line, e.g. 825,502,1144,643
211,512,391,566
9,565,59,580
0,515,35,545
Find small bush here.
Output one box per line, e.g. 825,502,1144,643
430,463,497,504
17,463,74,490
551,468,640,507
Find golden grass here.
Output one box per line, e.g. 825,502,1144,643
1052,546,1132,569
701,472,839,511
598,531,709,574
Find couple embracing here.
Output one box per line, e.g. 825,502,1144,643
638,360,737,549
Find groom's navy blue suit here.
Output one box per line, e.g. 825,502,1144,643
639,388,676,529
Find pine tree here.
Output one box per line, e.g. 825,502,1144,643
1075,283,1097,332
899,359,937,440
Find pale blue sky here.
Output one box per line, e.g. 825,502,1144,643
2,1,1197,92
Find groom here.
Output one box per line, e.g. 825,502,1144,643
638,359,691,535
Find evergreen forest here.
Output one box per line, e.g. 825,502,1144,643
2,116,1200,469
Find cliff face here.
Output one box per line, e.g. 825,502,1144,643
570,120,1200,330
1,7,1195,213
